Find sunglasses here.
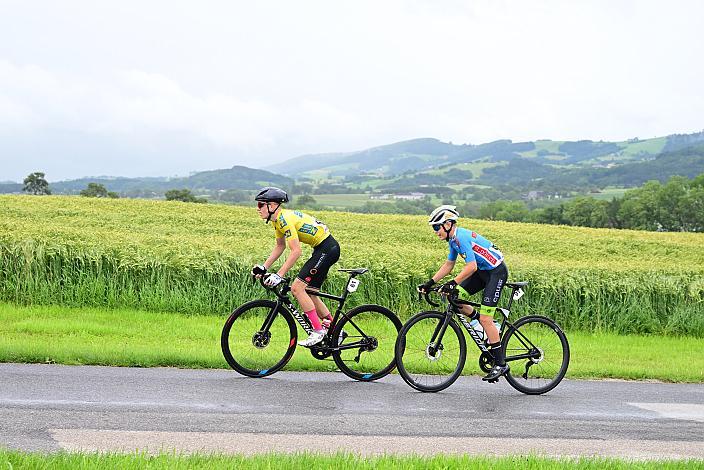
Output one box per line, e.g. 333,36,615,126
257,202,268,209
432,223,443,232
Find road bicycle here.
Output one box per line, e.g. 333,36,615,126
394,281,570,394
221,268,402,381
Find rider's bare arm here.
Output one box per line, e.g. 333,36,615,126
277,237,302,277
263,237,286,271
454,260,477,284
432,260,456,283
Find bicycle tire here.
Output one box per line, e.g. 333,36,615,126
221,299,297,377
395,311,467,392
502,315,570,395
332,304,402,381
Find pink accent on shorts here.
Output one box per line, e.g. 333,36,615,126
305,309,323,331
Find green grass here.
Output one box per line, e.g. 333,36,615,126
1,195,703,336
587,187,630,200
1,450,702,469
1,303,702,382
617,136,667,158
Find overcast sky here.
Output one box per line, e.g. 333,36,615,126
1,0,702,181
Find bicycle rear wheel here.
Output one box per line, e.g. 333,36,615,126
395,311,467,392
502,315,570,395
221,299,297,377
332,304,402,381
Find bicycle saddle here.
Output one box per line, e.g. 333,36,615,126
338,268,369,275
506,281,528,288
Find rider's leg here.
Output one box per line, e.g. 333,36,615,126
293,238,340,346
479,263,509,381
300,237,340,330
459,304,475,317
457,276,482,320
479,308,500,344
309,292,334,329
291,279,320,326
291,279,326,348
306,289,332,320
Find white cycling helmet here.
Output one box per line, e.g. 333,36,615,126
428,205,459,226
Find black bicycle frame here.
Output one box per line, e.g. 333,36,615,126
428,285,540,362
259,275,372,352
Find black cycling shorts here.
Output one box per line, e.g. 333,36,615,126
459,262,508,308
297,235,340,289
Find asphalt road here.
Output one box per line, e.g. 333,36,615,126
1,363,703,459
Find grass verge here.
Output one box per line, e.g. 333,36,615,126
0,450,702,469
1,303,702,382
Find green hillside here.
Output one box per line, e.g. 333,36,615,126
3,166,293,196
267,133,697,180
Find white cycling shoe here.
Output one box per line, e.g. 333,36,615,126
298,330,325,347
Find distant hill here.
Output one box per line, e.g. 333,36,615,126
0,166,293,196
542,143,704,188
0,182,22,194
266,138,461,177
5,131,703,198
266,132,704,180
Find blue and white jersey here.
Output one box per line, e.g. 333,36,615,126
448,227,504,270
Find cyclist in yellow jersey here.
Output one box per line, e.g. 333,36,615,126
251,187,341,347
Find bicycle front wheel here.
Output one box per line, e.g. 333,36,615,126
332,304,402,382
502,315,570,395
221,299,297,377
395,311,467,392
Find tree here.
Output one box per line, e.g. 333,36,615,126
618,181,661,230
80,183,118,198
296,194,317,206
216,189,247,203
165,189,207,203
562,197,609,228
531,205,567,225
22,172,51,195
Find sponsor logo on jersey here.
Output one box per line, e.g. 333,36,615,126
472,244,499,265
299,223,318,236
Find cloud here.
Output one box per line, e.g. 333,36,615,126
1,1,703,180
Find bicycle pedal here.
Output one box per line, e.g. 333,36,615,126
487,378,499,384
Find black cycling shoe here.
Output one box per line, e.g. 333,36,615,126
482,364,509,382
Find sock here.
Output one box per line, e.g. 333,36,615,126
321,314,333,328
304,309,323,331
489,341,505,367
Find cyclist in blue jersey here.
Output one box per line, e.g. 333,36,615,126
417,205,510,382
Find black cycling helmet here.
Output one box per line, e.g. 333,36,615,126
255,187,289,204
255,187,288,223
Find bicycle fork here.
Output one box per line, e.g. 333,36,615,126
260,299,314,336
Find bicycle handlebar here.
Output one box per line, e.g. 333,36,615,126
418,284,456,308
254,273,291,294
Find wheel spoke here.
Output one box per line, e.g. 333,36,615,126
333,306,401,381
503,316,569,394
221,301,295,377
395,312,467,392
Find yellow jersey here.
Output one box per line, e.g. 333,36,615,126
273,209,330,247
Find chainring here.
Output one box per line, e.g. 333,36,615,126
479,351,495,373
